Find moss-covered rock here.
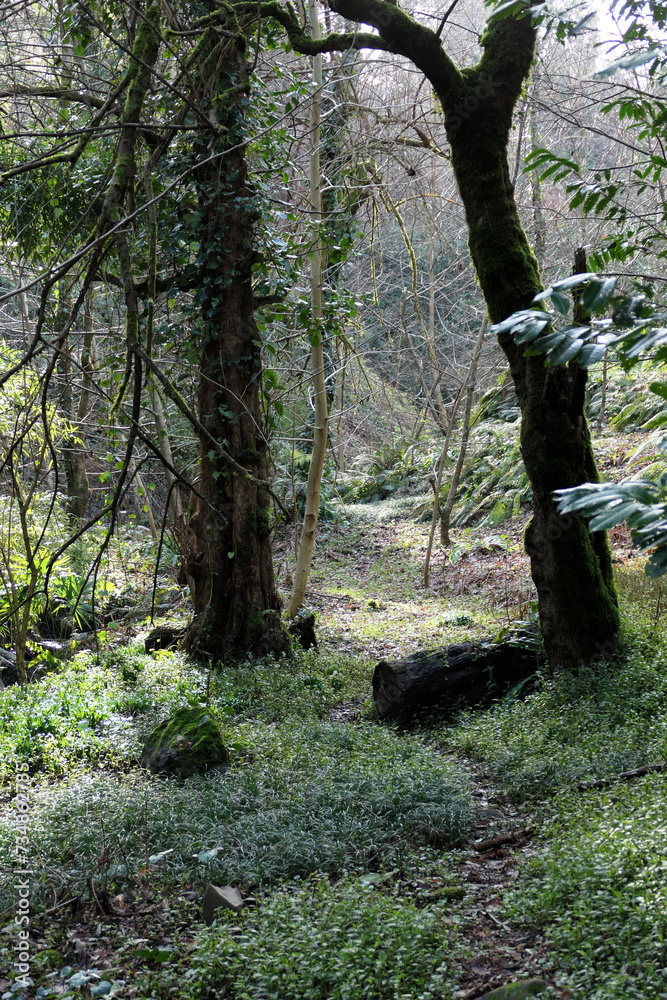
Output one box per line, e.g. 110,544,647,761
140,706,229,778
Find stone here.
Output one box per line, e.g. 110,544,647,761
144,624,188,653
0,649,44,687
479,980,548,1000
202,883,244,925
139,706,229,778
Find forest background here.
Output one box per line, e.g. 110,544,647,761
2,0,667,998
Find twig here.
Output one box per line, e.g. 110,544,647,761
473,826,534,852
578,761,667,791
40,896,81,917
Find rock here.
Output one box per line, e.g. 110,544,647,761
288,613,317,651
479,979,548,1000
145,624,188,654
139,706,229,778
0,650,44,687
36,640,74,661
202,883,244,925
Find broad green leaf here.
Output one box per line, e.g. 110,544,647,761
68,972,91,987
550,288,570,315
196,847,223,863
589,502,647,531
550,273,592,292
487,0,525,20
491,308,547,336
572,11,596,34
646,547,667,577
581,276,617,312
649,381,667,402
511,314,550,343
642,411,667,430
577,342,608,368
547,337,584,365
595,47,663,79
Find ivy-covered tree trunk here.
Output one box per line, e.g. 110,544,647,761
442,12,619,668
321,0,620,668
183,28,289,660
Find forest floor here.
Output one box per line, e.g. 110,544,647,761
1,482,667,1000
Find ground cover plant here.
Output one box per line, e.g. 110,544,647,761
2,419,667,1000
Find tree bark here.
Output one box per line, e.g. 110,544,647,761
322,0,620,669
288,0,329,619
66,290,94,520
373,629,542,719
183,25,289,660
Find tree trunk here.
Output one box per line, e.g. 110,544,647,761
184,27,289,660
57,283,91,521
321,1,620,668
288,0,329,619
439,318,486,545
440,13,619,668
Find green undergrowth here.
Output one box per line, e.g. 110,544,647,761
173,878,456,1000
508,774,667,999
436,562,667,999
0,642,376,781
0,720,471,910
443,615,667,801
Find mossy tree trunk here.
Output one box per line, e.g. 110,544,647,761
183,25,289,661
317,0,620,668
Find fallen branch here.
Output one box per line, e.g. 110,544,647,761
577,761,667,791
473,827,534,853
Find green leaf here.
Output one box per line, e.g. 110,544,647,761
571,11,596,34
646,546,667,577
589,502,647,531
547,337,584,366
581,276,618,312
649,381,667,402
68,972,91,987
643,411,667,430
577,342,608,368
550,289,570,315
148,849,174,864
487,0,525,20
595,47,663,79
550,273,592,292
196,847,223,863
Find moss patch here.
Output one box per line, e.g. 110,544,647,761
140,706,229,778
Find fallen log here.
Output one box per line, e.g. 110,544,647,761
372,627,543,719
145,624,188,654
